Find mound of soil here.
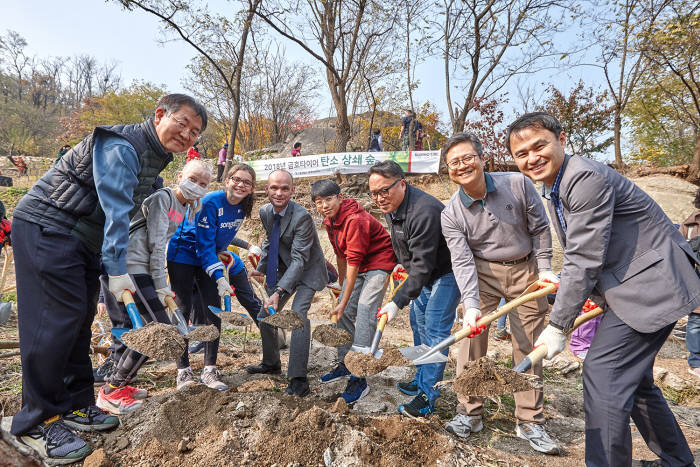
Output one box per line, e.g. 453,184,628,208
236,378,277,392
217,311,253,326
261,309,304,330
312,323,353,347
447,357,538,396
345,347,411,377
186,324,219,342
121,323,186,361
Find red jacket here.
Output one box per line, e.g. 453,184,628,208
323,198,396,272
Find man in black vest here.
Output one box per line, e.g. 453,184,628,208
5,94,207,464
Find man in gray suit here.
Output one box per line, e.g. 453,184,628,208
508,112,700,466
248,169,328,396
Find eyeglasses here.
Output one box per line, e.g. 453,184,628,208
169,114,201,140
228,176,254,188
370,179,401,199
313,195,338,207
446,154,479,170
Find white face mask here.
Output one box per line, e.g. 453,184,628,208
179,179,208,201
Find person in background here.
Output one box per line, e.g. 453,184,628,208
680,187,700,380
217,143,228,182
55,144,71,163
186,142,201,163
369,129,382,152
291,142,302,157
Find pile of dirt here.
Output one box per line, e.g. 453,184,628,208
217,311,253,326
120,323,186,361
261,309,304,330
345,347,411,377
312,323,353,347
446,357,539,396
186,324,219,342
236,377,278,392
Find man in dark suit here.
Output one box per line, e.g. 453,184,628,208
508,111,700,466
248,169,328,396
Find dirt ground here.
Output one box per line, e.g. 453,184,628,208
0,169,698,466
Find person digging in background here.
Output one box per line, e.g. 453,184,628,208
291,142,302,157
167,163,263,391
440,132,561,454
6,93,206,464
371,160,460,418
311,179,396,404
679,187,700,380
216,142,228,182
248,169,328,397
509,111,699,466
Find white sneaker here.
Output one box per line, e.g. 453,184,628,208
516,423,562,455
200,368,228,391
445,414,483,439
176,368,196,391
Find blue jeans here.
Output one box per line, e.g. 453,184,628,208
409,272,460,405
496,298,507,329
688,312,700,368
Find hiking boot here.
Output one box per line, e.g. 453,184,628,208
246,363,282,375
200,368,228,391
397,380,420,396
398,393,434,418
321,362,351,383
285,377,310,397
188,341,205,354
92,359,115,385
341,376,370,405
516,423,562,455
96,386,143,415
62,405,119,432
493,328,511,341
445,414,483,439
177,368,197,390
17,418,91,464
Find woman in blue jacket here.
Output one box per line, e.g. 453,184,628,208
167,163,263,390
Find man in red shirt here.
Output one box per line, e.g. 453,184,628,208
186,143,201,162
311,179,396,404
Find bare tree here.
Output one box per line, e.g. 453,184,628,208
0,30,32,102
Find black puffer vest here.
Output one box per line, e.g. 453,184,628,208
13,121,173,253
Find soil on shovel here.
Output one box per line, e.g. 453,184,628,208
261,309,304,330
312,323,353,347
447,357,539,396
186,325,220,342
120,322,186,361
217,312,253,326
345,347,411,377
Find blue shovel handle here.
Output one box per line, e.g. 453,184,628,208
224,294,231,312
257,306,276,321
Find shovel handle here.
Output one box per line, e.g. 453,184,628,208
164,295,178,312
330,314,338,325
121,290,144,329
376,312,388,332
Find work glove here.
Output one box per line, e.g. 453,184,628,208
534,324,567,359
248,245,262,258
538,270,560,285
216,277,234,297
463,307,486,337
377,302,399,322
108,274,136,302
156,286,175,307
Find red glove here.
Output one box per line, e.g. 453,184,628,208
0,219,10,246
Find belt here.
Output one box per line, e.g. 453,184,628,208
477,252,532,266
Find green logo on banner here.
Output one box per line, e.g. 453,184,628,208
388,151,410,171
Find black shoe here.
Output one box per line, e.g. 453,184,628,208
92,359,115,385
62,405,119,432
398,393,434,418
246,363,282,375
17,419,91,464
397,380,420,396
285,377,310,397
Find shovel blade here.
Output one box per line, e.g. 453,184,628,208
350,345,383,359
208,305,225,314
399,344,448,365
111,327,129,341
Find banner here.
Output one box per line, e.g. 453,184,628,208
248,150,440,180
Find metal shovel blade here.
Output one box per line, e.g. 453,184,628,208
350,344,382,359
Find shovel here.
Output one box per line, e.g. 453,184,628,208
165,296,221,341
110,290,145,342
411,280,558,366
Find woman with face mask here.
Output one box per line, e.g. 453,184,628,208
167,163,263,391
96,159,212,416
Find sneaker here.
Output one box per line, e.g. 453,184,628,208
62,405,119,432
398,393,434,418
516,422,562,455
96,386,143,415
445,414,483,439
200,368,228,391
177,368,197,390
397,380,420,396
92,359,115,385
121,385,148,400
17,418,91,464
341,377,370,404
689,367,700,380
493,328,511,341
188,341,205,354
321,362,351,383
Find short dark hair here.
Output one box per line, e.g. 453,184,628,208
293,142,302,149
156,93,208,132
310,179,341,201
441,132,483,162
694,187,700,209
369,160,405,180
505,112,563,154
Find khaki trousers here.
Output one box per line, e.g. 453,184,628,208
456,256,547,424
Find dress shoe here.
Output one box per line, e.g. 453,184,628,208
285,377,310,397
246,363,282,375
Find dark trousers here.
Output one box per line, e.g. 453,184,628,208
99,275,129,363
583,310,694,466
216,165,225,182
10,219,99,435
168,263,263,369
107,274,170,387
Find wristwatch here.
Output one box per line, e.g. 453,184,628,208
274,286,285,296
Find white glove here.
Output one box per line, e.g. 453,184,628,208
156,286,175,306
462,307,482,331
378,302,400,322
534,324,567,359
248,245,262,257
108,274,136,302
538,270,560,284
216,277,234,297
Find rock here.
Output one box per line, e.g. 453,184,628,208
177,437,192,453
653,367,669,381
654,367,689,391
544,356,580,375
234,401,248,418
114,437,129,451
331,398,349,415
354,399,388,414
83,448,111,467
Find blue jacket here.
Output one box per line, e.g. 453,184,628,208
167,190,245,279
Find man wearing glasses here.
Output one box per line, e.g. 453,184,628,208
371,160,459,418
440,132,561,454
7,94,207,463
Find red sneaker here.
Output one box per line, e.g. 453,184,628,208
96,385,142,415
121,385,148,400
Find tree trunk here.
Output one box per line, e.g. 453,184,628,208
689,131,700,185
613,112,624,169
